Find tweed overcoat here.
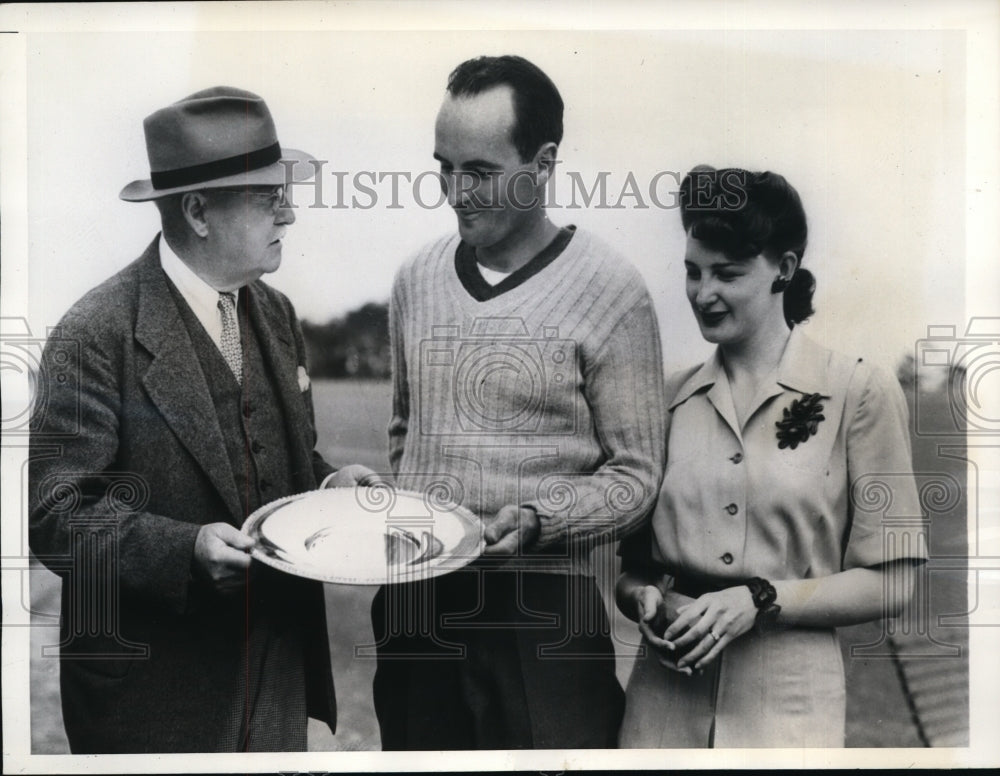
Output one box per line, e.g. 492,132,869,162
28,238,337,752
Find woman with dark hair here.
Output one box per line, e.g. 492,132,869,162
616,167,926,748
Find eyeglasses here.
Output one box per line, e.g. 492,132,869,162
211,185,289,214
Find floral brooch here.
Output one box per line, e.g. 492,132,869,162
775,392,825,449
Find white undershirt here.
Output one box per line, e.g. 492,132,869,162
158,234,240,351
477,262,513,286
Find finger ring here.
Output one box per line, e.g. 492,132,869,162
709,631,720,642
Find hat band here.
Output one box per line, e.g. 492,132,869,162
150,142,282,190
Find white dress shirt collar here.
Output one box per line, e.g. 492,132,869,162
158,234,239,349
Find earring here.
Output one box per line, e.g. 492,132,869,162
771,276,790,293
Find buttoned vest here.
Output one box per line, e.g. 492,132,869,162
170,286,295,520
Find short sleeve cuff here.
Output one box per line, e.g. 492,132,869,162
843,523,929,569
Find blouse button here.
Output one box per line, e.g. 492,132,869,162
725,503,739,515
721,552,734,564
730,452,743,464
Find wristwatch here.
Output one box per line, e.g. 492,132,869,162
746,576,782,632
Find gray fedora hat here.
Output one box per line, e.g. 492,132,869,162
120,86,316,201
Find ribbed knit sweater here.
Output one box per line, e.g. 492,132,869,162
389,228,667,574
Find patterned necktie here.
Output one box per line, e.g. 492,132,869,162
217,292,243,384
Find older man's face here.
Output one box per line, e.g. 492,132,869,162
203,186,295,290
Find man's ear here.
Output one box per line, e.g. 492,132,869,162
533,142,559,189
180,191,210,238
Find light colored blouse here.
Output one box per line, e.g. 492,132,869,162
649,327,927,584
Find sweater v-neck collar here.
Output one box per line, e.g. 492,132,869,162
454,226,576,302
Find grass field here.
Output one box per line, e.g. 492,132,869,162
30,378,967,751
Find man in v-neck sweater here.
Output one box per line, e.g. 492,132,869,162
373,55,667,750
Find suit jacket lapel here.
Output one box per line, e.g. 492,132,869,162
248,285,314,490
132,242,244,524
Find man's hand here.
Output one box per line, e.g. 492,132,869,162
192,522,255,594
324,464,384,488
482,505,540,556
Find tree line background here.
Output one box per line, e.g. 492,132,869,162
302,302,391,379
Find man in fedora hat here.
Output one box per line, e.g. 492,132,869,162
29,86,375,752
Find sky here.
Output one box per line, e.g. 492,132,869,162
15,22,972,374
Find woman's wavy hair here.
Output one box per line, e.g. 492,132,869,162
679,166,815,326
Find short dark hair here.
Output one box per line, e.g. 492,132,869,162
679,166,815,326
446,55,564,162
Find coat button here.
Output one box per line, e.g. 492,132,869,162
260,478,272,491
251,439,263,454
725,503,739,515
730,452,743,464
721,552,734,564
